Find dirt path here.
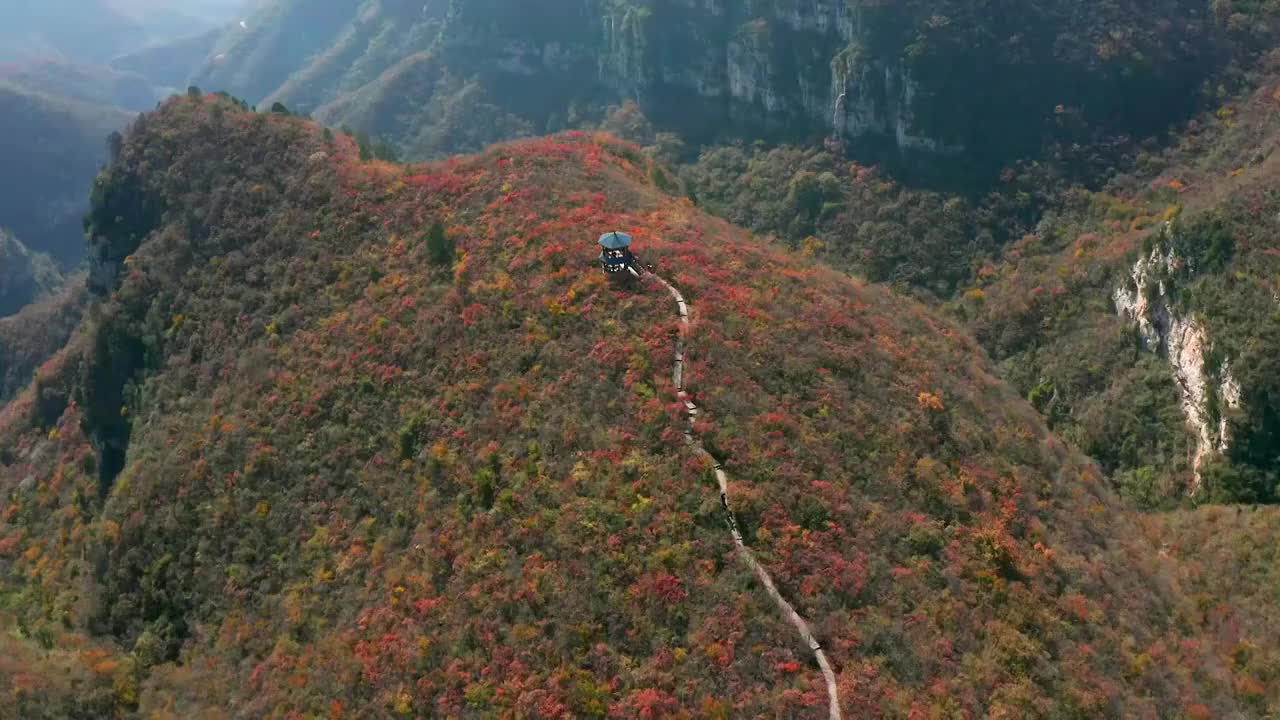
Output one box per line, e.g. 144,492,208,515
643,268,843,719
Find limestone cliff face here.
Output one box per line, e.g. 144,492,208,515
1114,229,1242,489
191,0,1217,174
189,0,960,155
594,0,937,151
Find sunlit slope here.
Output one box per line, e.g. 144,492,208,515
0,95,1260,716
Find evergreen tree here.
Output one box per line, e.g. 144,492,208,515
426,222,453,266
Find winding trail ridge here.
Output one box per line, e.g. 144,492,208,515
638,266,843,719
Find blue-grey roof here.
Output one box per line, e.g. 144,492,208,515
598,232,632,249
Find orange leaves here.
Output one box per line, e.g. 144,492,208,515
917,391,945,411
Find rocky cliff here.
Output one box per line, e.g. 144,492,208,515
191,0,1231,181
1114,232,1243,489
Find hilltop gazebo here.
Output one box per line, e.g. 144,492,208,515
598,231,636,277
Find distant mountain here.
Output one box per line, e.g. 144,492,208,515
106,0,248,42
0,60,159,111
0,80,132,266
110,28,221,94
0,230,62,318
0,0,245,67
0,0,147,64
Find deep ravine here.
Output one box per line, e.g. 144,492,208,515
645,268,843,719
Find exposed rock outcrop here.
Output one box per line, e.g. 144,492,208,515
1114,232,1241,489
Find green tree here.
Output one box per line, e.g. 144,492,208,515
426,222,453,266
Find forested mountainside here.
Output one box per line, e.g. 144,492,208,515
0,81,132,267
110,29,223,96
1144,503,1280,711
0,61,159,112
188,0,1278,184
953,68,1280,508
0,281,85,408
3,94,1275,717
0,231,63,320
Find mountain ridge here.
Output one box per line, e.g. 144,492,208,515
0,93,1268,717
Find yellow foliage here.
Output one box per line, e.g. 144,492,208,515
544,296,568,315
284,590,303,625
255,501,271,517
800,236,824,257
113,664,139,707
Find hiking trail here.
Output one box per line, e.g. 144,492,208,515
641,267,843,719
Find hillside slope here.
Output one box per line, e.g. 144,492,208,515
0,96,1268,717
1142,505,1280,713
0,60,159,112
0,81,131,266
0,280,86,407
955,67,1280,507
0,230,63,319
110,29,222,95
